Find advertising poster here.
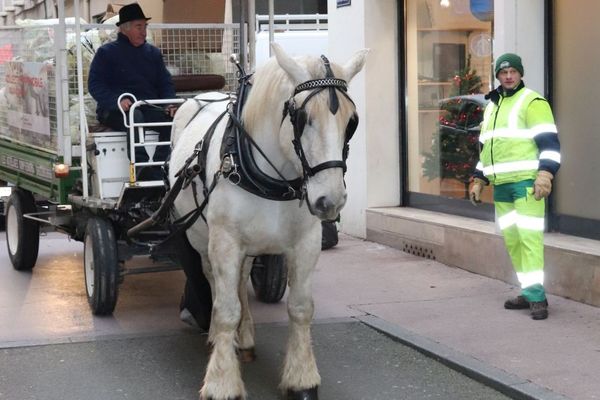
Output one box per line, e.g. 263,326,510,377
5,60,51,140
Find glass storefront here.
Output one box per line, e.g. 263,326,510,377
553,0,600,238
401,0,598,240
406,0,494,205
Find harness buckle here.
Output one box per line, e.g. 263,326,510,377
220,154,241,185
228,169,241,186
298,182,307,208
221,154,234,174
195,138,205,152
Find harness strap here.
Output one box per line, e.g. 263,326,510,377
143,169,221,246
182,96,231,132
321,55,340,115
227,110,302,193
167,108,227,200
127,109,228,237
165,170,220,236
126,170,186,237
310,160,347,175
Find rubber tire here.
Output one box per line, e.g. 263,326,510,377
251,254,288,303
84,217,119,315
5,189,39,271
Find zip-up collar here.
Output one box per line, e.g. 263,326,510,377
485,81,526,105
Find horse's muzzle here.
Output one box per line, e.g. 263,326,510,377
313,194,346,221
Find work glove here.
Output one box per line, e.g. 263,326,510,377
533,170,553,200
469,178,486,206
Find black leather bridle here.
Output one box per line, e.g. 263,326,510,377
282,55,359,178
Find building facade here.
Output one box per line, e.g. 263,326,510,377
328,0,599,243
1,0,596,242
327,0,600,306
0,0,596,302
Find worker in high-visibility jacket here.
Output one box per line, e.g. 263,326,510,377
469,53,561,320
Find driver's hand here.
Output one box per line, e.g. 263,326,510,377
165,105,178,117
120,98,133,112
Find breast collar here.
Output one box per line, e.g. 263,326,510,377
219,75,304,201
219,57,353,202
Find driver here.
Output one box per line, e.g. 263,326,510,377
88,2,177,181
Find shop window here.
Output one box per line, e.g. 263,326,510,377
406,0,493,203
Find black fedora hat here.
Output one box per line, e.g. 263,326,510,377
116,3,151,26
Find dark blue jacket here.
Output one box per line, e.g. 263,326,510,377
88,33,175,119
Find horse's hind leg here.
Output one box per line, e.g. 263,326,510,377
237,257,256,362
200,236,246,400
280,249,321,399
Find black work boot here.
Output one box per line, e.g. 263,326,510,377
530,300,549,320
504,295,530,310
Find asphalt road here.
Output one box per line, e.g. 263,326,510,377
0,320,513,400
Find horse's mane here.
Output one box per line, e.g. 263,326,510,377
242,54,352,133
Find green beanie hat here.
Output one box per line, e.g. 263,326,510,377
495,53,524,77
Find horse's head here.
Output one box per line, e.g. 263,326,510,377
272,43,367,221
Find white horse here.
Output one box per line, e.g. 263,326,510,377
169,43,367,400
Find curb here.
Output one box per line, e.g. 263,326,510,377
357,314,570,400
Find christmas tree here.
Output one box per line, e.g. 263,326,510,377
449,54,483,97
422,56,484,198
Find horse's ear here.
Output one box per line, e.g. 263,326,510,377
271,42,311,84
341,49,369,82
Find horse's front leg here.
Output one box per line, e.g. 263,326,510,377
200,232,246,400
237,257,256,362
281,245,321,399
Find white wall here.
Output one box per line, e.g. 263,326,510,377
493,0,545,93
327,0,399,238
255,30,328,67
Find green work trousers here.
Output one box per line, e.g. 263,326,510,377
494,180,546,302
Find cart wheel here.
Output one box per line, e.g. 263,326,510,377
251,254,287,303
84,217,119,315
5,189,39,271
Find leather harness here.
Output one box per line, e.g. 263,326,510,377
127,55,358,238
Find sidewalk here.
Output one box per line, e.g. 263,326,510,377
1,232,599,399
318,235,599,400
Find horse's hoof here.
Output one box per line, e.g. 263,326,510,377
237,347,256,363
287,387,319,400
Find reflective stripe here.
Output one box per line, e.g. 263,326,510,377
480,103,495,143
475,161,483,172
498,210,518,230
539,150,561,163
479,128,535,144
531,123,558,136
517,270,545,288
509,88,532,130
517,215,545,231
483,160,539,175
498,211,544,231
